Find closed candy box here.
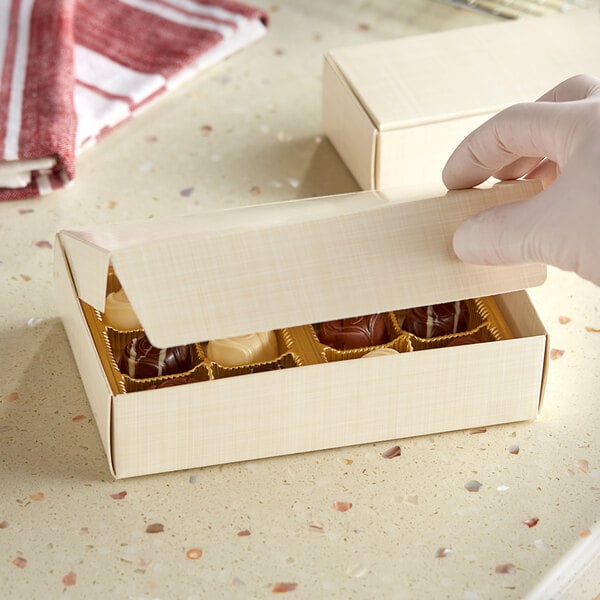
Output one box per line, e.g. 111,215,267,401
322,11,600,190
55,180,548,478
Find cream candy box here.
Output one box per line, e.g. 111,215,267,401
322,10,600,190
54,180,548,478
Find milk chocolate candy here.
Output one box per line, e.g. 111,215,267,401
119,334,192,379
206,331,279,367
317,314,388,350
403,301,469,338
104,288,142,330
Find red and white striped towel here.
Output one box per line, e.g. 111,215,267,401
0,0,268,201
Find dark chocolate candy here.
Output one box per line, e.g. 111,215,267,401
119,334,192,379
316,314,388,350
402,301,469,338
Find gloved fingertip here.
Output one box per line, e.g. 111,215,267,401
452,219,483,264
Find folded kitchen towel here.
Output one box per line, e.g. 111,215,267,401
0,0,268,201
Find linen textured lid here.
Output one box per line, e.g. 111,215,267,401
58,181,546,348
328,11,600,131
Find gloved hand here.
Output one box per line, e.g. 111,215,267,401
442,74,600,286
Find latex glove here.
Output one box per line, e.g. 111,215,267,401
442,74,600,286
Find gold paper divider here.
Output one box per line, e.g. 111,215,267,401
474,296,513,341
408,322,494,351
322,337,406,362
209,351,298,380
123,363,212,393
467,298,486,330
281,325,327,366
79,300,125,395
356,334,413,359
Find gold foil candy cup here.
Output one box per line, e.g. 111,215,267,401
123,363,211,393
361,347,400,358
280,325,327,366
210,352,297,380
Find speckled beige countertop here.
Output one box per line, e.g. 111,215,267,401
1,1,599,598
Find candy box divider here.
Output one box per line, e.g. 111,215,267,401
80,300,125,396
123,364,212,393
89,294,512,386
209,351,299,380
408,322,494,352
323,333,413,363
282,326,327,366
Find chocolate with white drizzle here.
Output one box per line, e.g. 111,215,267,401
119,334,192,379
402,301,469,339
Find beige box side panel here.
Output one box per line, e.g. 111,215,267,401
322,55,377,190
493,290,546,338
54,241,116,476
111,336,545,478
376,113,493,189
494,290,550,411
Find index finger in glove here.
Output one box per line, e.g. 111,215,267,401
537,73,600,103
443,75,600,190
442,101,576,190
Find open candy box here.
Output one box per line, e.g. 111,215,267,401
55,181,549,478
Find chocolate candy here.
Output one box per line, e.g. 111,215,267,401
402,301,469,338
445,333,483,347
104,288,141,330
119,334,192,379
316,314,388,350
206,331,279,367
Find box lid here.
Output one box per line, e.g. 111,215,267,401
58,180,545,348
328,11,600,132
